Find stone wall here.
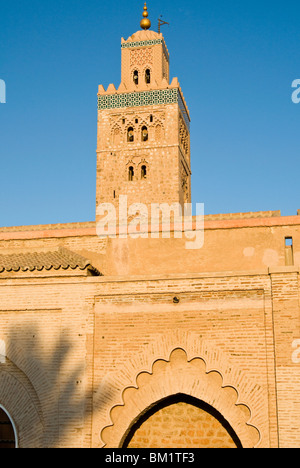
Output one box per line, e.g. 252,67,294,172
126,400,239,448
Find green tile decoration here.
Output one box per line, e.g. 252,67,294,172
121,39,169,60
98,89,190,129
121,39,163,49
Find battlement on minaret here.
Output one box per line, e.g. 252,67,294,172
97,77,190,130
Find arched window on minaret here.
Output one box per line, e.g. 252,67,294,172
133,70,139,85
145,68,151,84
127,127,134,143
141,165,147,179
128,166,134,181
141,126,148,142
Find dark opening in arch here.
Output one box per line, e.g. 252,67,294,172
145,69,151,84
133,70,139,85
127,127,134,143
0,407,16,449
128,166,134,181
122,394,242,449
141,126,148,142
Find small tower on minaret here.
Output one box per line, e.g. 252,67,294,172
96,3,191,221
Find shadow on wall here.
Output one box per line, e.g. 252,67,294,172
0,323,107,448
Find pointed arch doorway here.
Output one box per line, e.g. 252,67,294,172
121,394,242,449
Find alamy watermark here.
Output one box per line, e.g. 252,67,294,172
292,340,300,364
0,339,6,364
96,196,204,250
291,79,300,104
0,79,6,103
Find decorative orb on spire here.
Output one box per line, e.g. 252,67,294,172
140,2,151,30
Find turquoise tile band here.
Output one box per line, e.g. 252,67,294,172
121,39,163,49
98,88,190,129
121,39,169,60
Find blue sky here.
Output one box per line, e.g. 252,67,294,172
0,0,299,227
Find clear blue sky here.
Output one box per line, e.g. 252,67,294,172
1,0,300,227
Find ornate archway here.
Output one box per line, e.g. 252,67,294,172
100,348,261,448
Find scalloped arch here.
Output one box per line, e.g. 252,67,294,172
100,348,262,448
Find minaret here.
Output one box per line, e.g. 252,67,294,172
96,3,191,221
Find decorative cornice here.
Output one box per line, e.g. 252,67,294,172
98,88,190,130
121,39,162,49
121,38,169,60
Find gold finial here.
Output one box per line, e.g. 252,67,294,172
140,2,151,30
